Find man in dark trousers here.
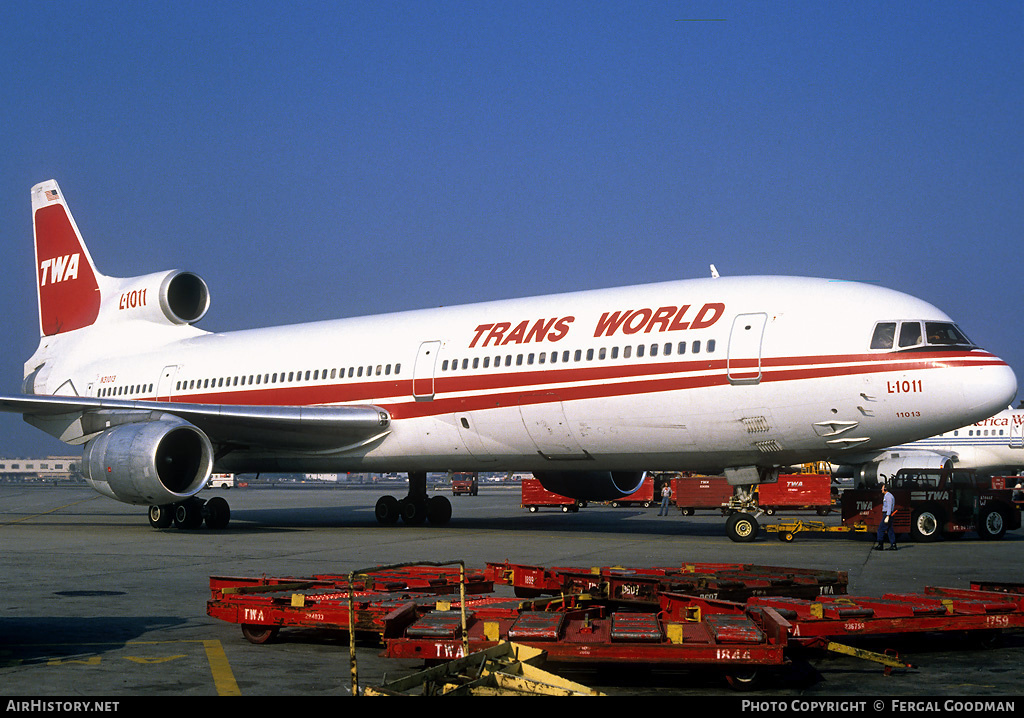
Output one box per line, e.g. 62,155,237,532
874,483,898,551
658,480,673,516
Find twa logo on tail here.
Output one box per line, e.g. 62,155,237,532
39,254,82,286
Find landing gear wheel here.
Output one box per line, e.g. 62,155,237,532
148,504,173,529
174,498,205,529
426,495,452,525
374,495,400,525
241,625,279,645
400,497,427,525
204,496,231,530
726,512,759,543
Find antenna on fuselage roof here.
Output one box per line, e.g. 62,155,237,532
710,264,720,278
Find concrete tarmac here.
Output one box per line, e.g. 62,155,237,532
1,483,1023,699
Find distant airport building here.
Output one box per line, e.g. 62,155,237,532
304,473,342,482
0,456,83,483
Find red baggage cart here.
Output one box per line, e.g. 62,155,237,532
521,478,582,513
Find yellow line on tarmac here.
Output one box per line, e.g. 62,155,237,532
0,496,103,527
4,638,242,696
203,640,241,696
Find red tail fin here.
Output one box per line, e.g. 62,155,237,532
32,181,102,336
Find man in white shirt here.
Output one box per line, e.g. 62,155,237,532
874,483,898,551
658,482,673,516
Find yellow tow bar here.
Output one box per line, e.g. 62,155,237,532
826,641,915,675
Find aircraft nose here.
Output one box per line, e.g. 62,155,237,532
964,359,1018,417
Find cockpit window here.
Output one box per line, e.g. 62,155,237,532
870,320,975,352
898,321,922,348
870,322,896,349
925,322,973,347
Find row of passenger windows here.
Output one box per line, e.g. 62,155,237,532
952,429,1007,437
442,339,716,372
96,363,406,398
98,338,718,398
98,383,155,398
174,363,404,393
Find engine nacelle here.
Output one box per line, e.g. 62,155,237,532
102,270,210,326
534,471,646,501
82,419,214,505
840,452,954,489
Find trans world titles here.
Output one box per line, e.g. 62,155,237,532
469,302,726,348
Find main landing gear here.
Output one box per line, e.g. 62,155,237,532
726,510,760,543
723,473,769,543
148,495,231,530
375,471,452,526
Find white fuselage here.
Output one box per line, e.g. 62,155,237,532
28,275,1018,476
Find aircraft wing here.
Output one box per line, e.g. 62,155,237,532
0,394,391,452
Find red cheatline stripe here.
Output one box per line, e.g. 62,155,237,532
151,350,1005,421
389,352,1004,419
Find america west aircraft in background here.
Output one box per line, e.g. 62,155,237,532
0,180,1016,540
834,404,1024,486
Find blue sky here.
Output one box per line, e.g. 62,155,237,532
1,1,1021,456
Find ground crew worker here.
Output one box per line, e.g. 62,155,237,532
874,483,897,551
658,481,673,516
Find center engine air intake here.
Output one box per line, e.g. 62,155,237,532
160,271,210,324
107,270,210,326
82,419,214,505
